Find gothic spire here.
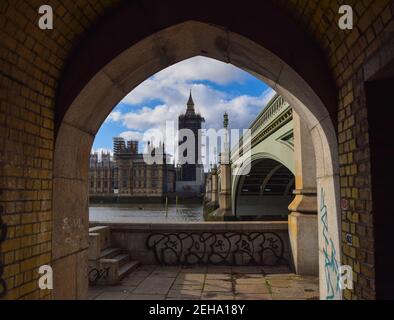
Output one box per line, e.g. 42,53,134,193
223,112,229,129
186,89,195,114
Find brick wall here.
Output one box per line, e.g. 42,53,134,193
282,0,393,300
0,0,393,300
0,0,118,300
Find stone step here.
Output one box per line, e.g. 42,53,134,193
112,253,130,267
88,233,101,260
89,226,111,254
89,226,110,233
88,225,139,286
119,261,140,280
100,247,121,259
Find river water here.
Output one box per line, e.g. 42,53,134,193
89,203,204,223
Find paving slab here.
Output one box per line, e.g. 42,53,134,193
97,285,137,293
235,293,272,300
167,289,202,299
204,279,232,292
235,283,271,294
235,277,266,285
134,277,175,295
271,287,307,296
95,291,129,300
266,279,293,288
174,273,205,285
207,266,233,273
206,273,232,280
232,266,264,274
202,292,235,300
126,294,166,300
234,273,266,279
180,266,207,273
122,276,148,286
88,265,319,301
272,295,307,300
172,284,205,291
263,266,292,274
87,288,104,300
151,266,181,278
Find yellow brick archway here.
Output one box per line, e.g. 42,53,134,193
54,20,342,300
0,0,393,300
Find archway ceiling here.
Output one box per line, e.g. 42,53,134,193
56,0,337,135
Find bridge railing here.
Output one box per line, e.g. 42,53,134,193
249,95,287,134
231,94,292,162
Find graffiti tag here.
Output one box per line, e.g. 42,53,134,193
88,266,110,285
147,232,288,266
320,188,341,300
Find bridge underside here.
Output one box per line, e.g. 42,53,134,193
235,158,295,219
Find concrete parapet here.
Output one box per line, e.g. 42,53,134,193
90,221,292,267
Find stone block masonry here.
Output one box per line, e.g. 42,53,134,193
90,221,292,267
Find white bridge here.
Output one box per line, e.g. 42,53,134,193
205,94,320,286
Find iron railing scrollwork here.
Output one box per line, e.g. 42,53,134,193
147,232,288,266
0,205,8,298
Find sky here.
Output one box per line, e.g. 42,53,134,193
92,56,276,165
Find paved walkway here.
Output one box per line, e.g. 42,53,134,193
88,265,319,300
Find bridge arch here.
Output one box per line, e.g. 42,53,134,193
233,156,295,219
232,151,294,210
53,13,340,300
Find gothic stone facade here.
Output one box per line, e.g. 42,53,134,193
89,139,175,197
176,92,205,194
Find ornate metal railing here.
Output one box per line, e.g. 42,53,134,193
147,232,288,266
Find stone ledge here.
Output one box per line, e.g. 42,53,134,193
90,221,289,232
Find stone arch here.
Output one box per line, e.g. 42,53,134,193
234,157,295,219
232,152,294,216
53,20,341,300
232,152,293,202
217,176,221,201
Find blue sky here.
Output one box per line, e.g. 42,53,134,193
93,56,275,159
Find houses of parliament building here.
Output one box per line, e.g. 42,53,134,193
89,92,205,198
89,139,176,197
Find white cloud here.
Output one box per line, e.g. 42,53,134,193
119,130,144,142
102,56,276,166
110,85,275,133
121,105,178,130
122,56,246,105
156,56,246,85
106,111,122,123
